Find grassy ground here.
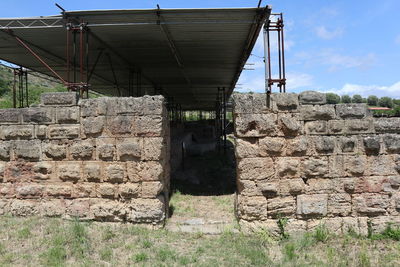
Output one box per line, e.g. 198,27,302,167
0,216,399,266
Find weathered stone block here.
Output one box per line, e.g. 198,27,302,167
65,199,90,218
0,142,11,160
232,93,270,114
107,116,132,136
80,98,108,117
15,184,44,198
273,93,299,111
40,200,65,217
257,180,278,197
96,138,115,161
300,105,336,121
306,179,334,194
83,162,102,182
305,121,327,135
363,136,380,154
41,92,77,106
32,162,54,180
35,125,47,139
259,137,285,156
299,91,326,105
98,184,116,198
344,155,367,176
70,140,94,160
73,183,97,198
14,140,41,161
234,138,259,159
104,163,126,183
142,137,165,161
48,125,80,139
141,181,163,198
237,195,268,220
58,162,81,182
82,116,105,137
353,193,389,216
127,161,164,182
314,136,336,154
237,157,275,180
328,120,345,135
340,136,357,153
302,157,328,177
279,114,302,136
2,125,33,139
286,136,308,156
328,155,345,178
355,177,387,194
383,134,400,153
368,155,395,176
345,119,373,134
374,118,400,133
119,183,140,198
10,200,38,216
276,158,300,178
235,113,277,137
336,104,369,119
132,115,165,137
22,108,54,124
44,142,67,160
116,138,142,161
0,109,20,123
328,193,351,216
126,196,165,223
267,196,296,218
142,96,165,116
91,199,126,222
287,179,305,195
297,194,328,218
56,106,79,123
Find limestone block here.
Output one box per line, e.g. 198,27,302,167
82,116,105,137
276,157,300,178
307,218,343,234
116,138,142,161
0,109,20,123
15,184,44,198
58,162,81,182
336,104,369,119
56,106,79,124
14,140,41,161
2,125,34,139
314,136,336,154
355,177,387,194
80,98,107,117
299,91,326,105
340,136,357,153
142,95,165,116
285,136,308,156
237,195,268,221
259,137,285,156
41,92,77,106
370,216,400,233
297,194,328,218
391,192,400,212
374,118,400,133
22,107,54,124
344,155,367,176
119,183,140,198
98,184,116,198
70,140,94,160
127,161,164,182
91,199,126,222
10,200,38,216
44,142,67,160
232,93,270,114
300,105,335,121
235,113,277,137
368,155,395,176
73,183,97,198
237,157,275,181
345,119,373,134
257,180,278,197
126,196,165,223
32,162,54,180
287,179,305,195
267,196,296,218
133,115,165,137
328,155,345,178
306,178,334,194
0,162,5,182
113,97,144,115
328,120,345,135
383,134,400,153
0,183,13,197
302,157,328,177
82,162,102,182
279,114,302,136
65,199,90,218
0,142,11,160
96,138,115,161
40,200,65,217
353,193,389,216
327,193,351,216
234,138,259,159
142,137,166,161
104,163,126,183
273,93,299,111
48,125,80,139
141,181,163,198
363,136,381,155
305,121,327,135
44,184,72,198
35,125,47,139
393,155,400,174
107,116,132,136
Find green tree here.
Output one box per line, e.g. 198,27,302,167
326,93,340,104
393,99,400,106
341,95,351,103
352,94,363,103
378,97,394,108
367,95,379,106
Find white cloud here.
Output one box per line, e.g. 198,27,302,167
396,34,400,45
315,26,344,40
320,81,400,98
286,72,314,90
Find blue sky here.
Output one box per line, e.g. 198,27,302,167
1,0,399,97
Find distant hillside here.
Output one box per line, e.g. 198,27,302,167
0,65,66,108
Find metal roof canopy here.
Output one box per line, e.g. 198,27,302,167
0,6,271,110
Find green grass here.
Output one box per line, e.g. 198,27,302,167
0,216,400,266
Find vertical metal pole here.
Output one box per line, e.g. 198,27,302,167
12,70,16,108
66,25,70,88
19,67,23,108
280,13,286,93
25,70,28,107
277,17,282,93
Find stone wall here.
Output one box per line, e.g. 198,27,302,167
0,92,169,226
233,91,400,235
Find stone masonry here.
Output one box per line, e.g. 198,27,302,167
233,91,400,235
0,92,169,226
